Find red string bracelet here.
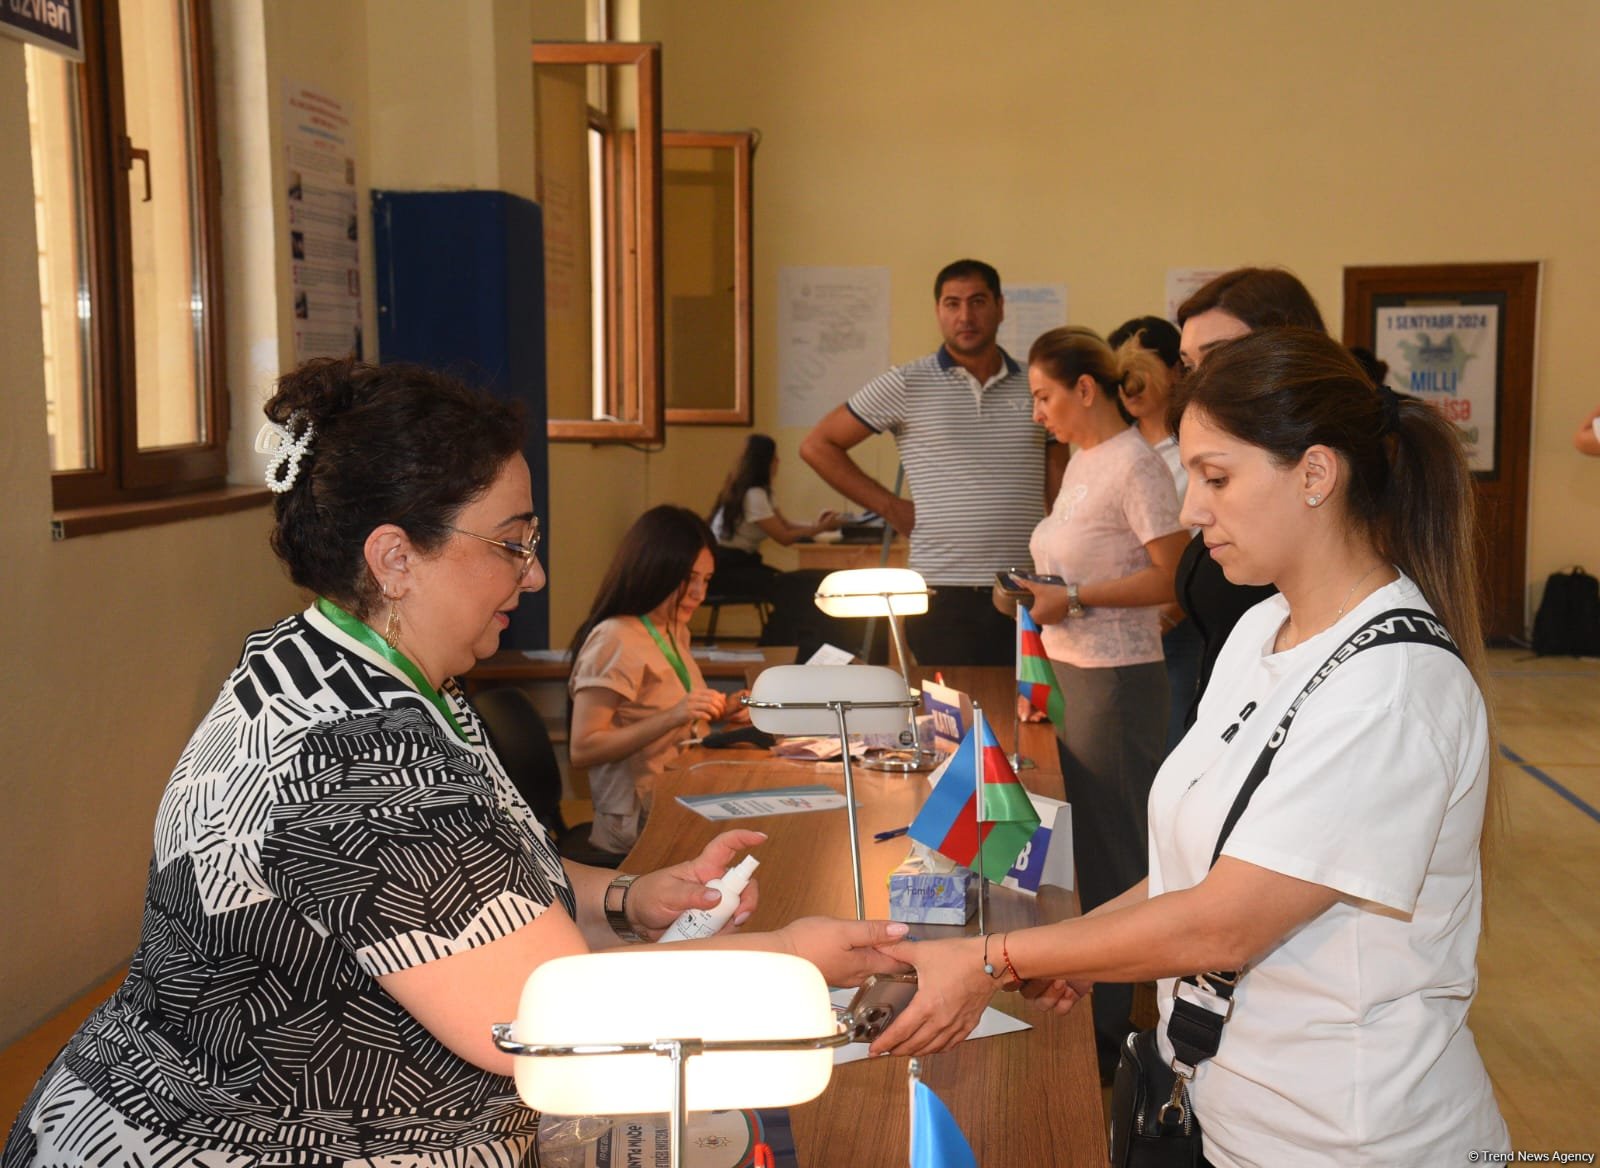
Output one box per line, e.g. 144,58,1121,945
1000,934,1022,985
982,933,1022,989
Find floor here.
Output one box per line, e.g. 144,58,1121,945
1472,648,1598,1149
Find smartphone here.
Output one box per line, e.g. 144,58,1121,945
844,973,918,1042
996,569,1066,597
995,571,1031,599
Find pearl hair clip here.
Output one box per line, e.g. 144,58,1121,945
256,411,316,493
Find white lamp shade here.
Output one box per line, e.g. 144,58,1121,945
508,951,836,1115
814,568,930,618
745,664,913,737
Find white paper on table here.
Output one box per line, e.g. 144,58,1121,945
827,988,1031,1065
768,736,867,761
805,642,856,665
675,785,850,819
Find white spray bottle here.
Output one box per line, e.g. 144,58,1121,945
657,854,760,943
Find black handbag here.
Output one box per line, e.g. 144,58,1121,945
1107,609,1462,1168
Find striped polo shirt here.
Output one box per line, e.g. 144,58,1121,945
848,346,1046,586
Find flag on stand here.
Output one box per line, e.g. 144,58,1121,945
910,1079,977,1168
908,715,1041,883
1017,605,1065,725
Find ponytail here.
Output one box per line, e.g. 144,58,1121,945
1381,393,1487,689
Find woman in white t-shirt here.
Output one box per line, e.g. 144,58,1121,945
707,434,841,599
877,328,1508,1166
1004,325,1189,1080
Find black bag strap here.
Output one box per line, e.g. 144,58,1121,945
1165,607,1463,1071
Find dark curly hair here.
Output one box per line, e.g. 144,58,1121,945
263,358,524,617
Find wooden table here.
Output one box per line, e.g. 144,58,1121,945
622,667,1104,1166
793,537,909,572
461,646,796,694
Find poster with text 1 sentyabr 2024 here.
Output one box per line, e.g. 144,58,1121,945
1373,304,1498,474
285,82,362,364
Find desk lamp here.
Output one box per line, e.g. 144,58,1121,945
813,567,932,771
743,663,918,919
493,950,847,1168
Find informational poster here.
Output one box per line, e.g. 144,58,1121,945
777,266,891,429
1164,267,1227,322
284,82,362,364
997,283,1067,362
1373,304,1499,473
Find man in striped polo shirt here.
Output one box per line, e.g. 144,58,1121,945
802,259,1067,664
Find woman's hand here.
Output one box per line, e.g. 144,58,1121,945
1018,976,1091,1016
776,917,912,987
721,689,753,727
866,936,1000,1056
815,509,844,532
677,686,726,726
1015,694,1046,724
991,581,1020,618
626,829,767,939
1018,580,1070,625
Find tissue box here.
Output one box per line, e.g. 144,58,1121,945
887,858,976,925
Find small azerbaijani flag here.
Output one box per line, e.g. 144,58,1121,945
908,713,1041,883
1017,605,1065,725
910,1079,977,1168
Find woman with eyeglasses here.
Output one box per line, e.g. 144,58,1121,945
2,360,906,1168
567,505,740,856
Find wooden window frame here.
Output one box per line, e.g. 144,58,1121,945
533,41,663,445
663,129,754,427
50,0,230,512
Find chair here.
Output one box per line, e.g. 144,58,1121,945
701,593,770,642
471,686,628,869
702,547,774,643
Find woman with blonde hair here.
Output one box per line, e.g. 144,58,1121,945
998,324,1189,1080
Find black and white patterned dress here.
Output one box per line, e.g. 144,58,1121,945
3,608,574,1168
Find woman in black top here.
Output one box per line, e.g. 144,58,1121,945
1170,268,1327,725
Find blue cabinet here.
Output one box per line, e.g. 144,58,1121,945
372,189,549,649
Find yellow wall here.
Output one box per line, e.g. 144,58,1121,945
6,0,1600,1045
636,0,1600,600
0,28,303,1044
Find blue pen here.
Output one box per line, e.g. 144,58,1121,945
873,826,909,842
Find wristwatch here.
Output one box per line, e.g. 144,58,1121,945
604,872,644,942
1065,583,1086,619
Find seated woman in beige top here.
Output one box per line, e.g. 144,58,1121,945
568,505,742,854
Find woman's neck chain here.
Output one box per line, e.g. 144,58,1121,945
1281,563,1386,651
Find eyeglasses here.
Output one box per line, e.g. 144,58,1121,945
449,519,541,577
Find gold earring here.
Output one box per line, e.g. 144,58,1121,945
381,584,401,649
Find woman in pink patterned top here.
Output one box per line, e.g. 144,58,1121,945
1010,325,1189,1080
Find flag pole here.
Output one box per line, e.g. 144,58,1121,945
972,700,988,939
1010,609,1036,771
908,1057,922,1167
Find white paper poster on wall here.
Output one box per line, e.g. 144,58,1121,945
285,82,362,364
777,266,891,429
1164,268,1228,322
997,284,1067,362
1373,304,1499,473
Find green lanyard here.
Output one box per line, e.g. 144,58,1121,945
639,613,692,693
315,597,468,742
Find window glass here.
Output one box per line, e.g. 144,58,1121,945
121,0,206,451
24,45,94,472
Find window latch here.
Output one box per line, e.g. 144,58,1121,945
120,136,152,203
